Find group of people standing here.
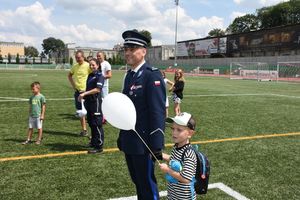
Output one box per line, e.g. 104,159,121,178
22,29,195,199
67,50,112,154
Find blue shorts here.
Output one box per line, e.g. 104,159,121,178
74,90,84,110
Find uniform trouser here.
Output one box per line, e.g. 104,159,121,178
85,99,104,149
125,154,160,200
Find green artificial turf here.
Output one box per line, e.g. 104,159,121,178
0,69,299,199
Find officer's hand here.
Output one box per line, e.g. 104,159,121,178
78,93,85,102
151,150,163,162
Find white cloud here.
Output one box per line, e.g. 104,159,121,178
0,1,226,51
233,0,289,8
0,1,122,50
233,0,243,4
230,11,247,21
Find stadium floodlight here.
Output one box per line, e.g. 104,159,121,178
174,0,179,67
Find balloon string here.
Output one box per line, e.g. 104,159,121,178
133,129,161,165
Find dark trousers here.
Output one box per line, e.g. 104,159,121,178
125,154,160,200
85,99,104,149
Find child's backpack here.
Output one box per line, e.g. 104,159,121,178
181,145,210,194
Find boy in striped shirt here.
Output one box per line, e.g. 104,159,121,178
160,112,197,200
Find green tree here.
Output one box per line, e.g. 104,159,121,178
227,14,259,34
25,46,39,57
117,54,125,65
0,54,3,63
40,51,46,58
108,57,112,64
208,28,225,37
69,57,73,66
42,37,65,63
257,0,300,29
8,53,11,64
132,29,152,47
16,53,20,64
139,30,152,47
112,55,116,65
25,57,28,64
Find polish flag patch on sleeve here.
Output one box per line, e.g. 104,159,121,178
154,81,161,86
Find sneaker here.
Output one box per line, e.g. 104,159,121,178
88,147,103,154
22,140,32,145
79,130,88,137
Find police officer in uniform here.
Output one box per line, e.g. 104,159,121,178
78,58,105,154
118,30,166,199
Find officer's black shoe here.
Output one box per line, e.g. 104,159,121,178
88,148,103,154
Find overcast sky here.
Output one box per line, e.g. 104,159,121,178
0,0,288,51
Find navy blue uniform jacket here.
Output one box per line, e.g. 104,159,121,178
118,62,166,155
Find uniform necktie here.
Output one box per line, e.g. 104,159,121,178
130,70,135,77
127,70,135,85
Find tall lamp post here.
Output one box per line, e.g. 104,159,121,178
174,0,179,67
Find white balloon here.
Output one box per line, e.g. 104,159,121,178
81,99,87,115
102,92,136,130
76,100,87,118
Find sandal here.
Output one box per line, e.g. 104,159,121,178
35,140,42,145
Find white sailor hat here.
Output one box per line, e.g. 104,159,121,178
122,30,150,48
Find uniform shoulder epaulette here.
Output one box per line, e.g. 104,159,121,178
96,71,102,76
147,66,158,71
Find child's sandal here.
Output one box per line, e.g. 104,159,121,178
35,140,41,145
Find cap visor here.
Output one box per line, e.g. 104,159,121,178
165,117,187,126
165,117,174,123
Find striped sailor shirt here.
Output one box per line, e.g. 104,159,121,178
167,143,197,200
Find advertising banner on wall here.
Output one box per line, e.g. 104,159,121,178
177,37,226,57
227,24,300,54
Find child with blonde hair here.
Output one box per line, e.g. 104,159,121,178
22,82,46,145
169,69,185,115
159,112,197,199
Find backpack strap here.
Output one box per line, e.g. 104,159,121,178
181,146,193,162
181,146,197,198
182,146,207,178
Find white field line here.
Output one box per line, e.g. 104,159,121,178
269,94,300,99
0,97,28,100
0,93,299,103
184,93,265,97
0,97,28,102
46,98,73,101
184,93,300,99
0,97,73,102
108,182,250,200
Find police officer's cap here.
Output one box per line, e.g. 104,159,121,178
122,30,150,48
